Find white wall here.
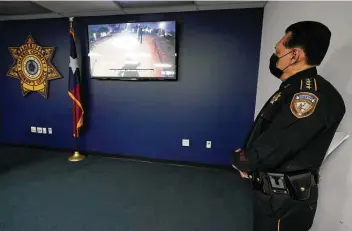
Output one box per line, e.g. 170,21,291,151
258,2,352,230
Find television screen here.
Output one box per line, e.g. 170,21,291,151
87,21,177,80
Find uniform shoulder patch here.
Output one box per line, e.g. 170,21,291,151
290,92,319,118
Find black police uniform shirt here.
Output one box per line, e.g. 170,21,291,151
238,67,345,173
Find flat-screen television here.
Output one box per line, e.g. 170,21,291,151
87,21,177,80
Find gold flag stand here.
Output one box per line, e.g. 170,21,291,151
68,151,86,162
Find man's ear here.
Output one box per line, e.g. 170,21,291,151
291,48,301,63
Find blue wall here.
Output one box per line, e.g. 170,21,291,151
0,9,263,165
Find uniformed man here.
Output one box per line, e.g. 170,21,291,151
231,21,346,231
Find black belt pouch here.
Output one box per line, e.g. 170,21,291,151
285,172,313,201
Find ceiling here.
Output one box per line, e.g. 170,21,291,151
0,1,267,21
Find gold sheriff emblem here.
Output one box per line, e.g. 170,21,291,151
7,35,62,98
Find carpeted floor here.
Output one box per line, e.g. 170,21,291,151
0,146,253,231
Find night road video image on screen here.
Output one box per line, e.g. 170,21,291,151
88,21,177,79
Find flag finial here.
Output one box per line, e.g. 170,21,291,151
69,17,74,28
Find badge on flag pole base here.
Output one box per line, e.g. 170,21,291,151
68,151,86,162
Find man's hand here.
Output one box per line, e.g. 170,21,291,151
232,148,249,179
232,164,249,179
239,171,249,179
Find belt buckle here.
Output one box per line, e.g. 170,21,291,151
267,173,289,195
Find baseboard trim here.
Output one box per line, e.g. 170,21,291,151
0,143,232,171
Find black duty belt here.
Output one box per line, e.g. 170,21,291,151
248,171,319,201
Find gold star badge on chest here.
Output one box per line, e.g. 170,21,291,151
7,35,62,98
270,92,281,104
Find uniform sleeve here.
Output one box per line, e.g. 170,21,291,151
244,90,328,172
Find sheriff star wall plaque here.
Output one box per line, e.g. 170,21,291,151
7,35,62,98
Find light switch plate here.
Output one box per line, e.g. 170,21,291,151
182,139,190,147
31,126,36,133
37,127,43,134
43,128,47,134
48,128,52,134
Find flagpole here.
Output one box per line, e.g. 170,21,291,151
68,17,85,162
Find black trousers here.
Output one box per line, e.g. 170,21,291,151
253,185,318,231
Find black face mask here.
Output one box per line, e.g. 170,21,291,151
269,51,293,79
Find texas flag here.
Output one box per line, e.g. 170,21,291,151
68,26,84,138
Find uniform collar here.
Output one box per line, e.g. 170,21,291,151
280,67,317,89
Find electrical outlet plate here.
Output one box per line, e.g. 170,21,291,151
206,141,211,149
31,126,37,133
48,128,52,134
182,139,190,147
37,127,43,134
